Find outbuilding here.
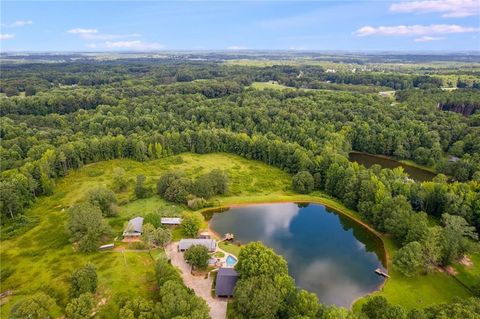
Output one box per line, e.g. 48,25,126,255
161,217,182,225
178,239,217,252
215,268,238,297
123,217,144,238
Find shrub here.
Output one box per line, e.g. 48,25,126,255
70,263,97,298
9,293,55,319
187,197,208,210
65,293,94,319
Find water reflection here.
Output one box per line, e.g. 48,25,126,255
349,152,436,182
209,203,385,307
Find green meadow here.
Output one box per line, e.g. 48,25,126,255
1,153,477,317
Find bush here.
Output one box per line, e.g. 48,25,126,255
9,293,55,319
112,167,128,192
70,263,97,298
135,175,150,199
187,197,208,210
65,293,94,319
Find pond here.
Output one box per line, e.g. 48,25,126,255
208,203,386,307
349,152,436,182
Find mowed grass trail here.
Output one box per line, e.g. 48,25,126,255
1,153,476,317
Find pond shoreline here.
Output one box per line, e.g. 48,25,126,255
201,197,390,308
349,151,437,182
349,151,437,174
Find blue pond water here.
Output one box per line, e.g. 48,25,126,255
209,203,386,307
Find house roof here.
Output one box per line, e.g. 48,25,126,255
124,217,144,234
215,268,238,296
161,217,182,225
178,239,216,251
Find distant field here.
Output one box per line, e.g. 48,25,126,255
1,153,476,317
250,81,292,90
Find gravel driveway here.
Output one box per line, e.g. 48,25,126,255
165,243,227,319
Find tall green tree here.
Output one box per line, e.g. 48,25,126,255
393,241,424,277
439,214,478,265
181,212,203,238
235,242,288,279
86,186,118,217
184,245,210,269
292,171,314,194
232,275,282,319
135,175,150,199
66,202,109,252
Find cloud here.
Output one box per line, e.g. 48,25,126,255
390,0,479,18
67,28,161,50
354,24,479,37
67,28,141,40
1,20,33,28
414,36,445,41
0,34,15,40
67,28,98,34
103,40,164,50
226,45,248,50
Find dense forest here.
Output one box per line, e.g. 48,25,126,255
1,57,480,318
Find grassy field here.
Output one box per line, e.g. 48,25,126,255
250,81,292,90
1,152,477,317
352,238,473,312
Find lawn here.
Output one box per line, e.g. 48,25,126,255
1,152,477,317
219,242,242,257
352,237,474,312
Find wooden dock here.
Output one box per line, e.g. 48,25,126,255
375,268,390,278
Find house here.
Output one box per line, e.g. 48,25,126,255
215,268,238,297
161,217,182,225
123,217,144,238
178,239,217,252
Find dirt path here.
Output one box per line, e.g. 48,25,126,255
165,243,227,319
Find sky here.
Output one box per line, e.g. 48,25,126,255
1,0,479,52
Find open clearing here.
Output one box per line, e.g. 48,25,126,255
1,153,476,317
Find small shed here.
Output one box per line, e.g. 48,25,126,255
161,217,182,225
215,268,238,297
123,217,144,237
178,239,217,252
99,244,114,250
198,231,211,239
